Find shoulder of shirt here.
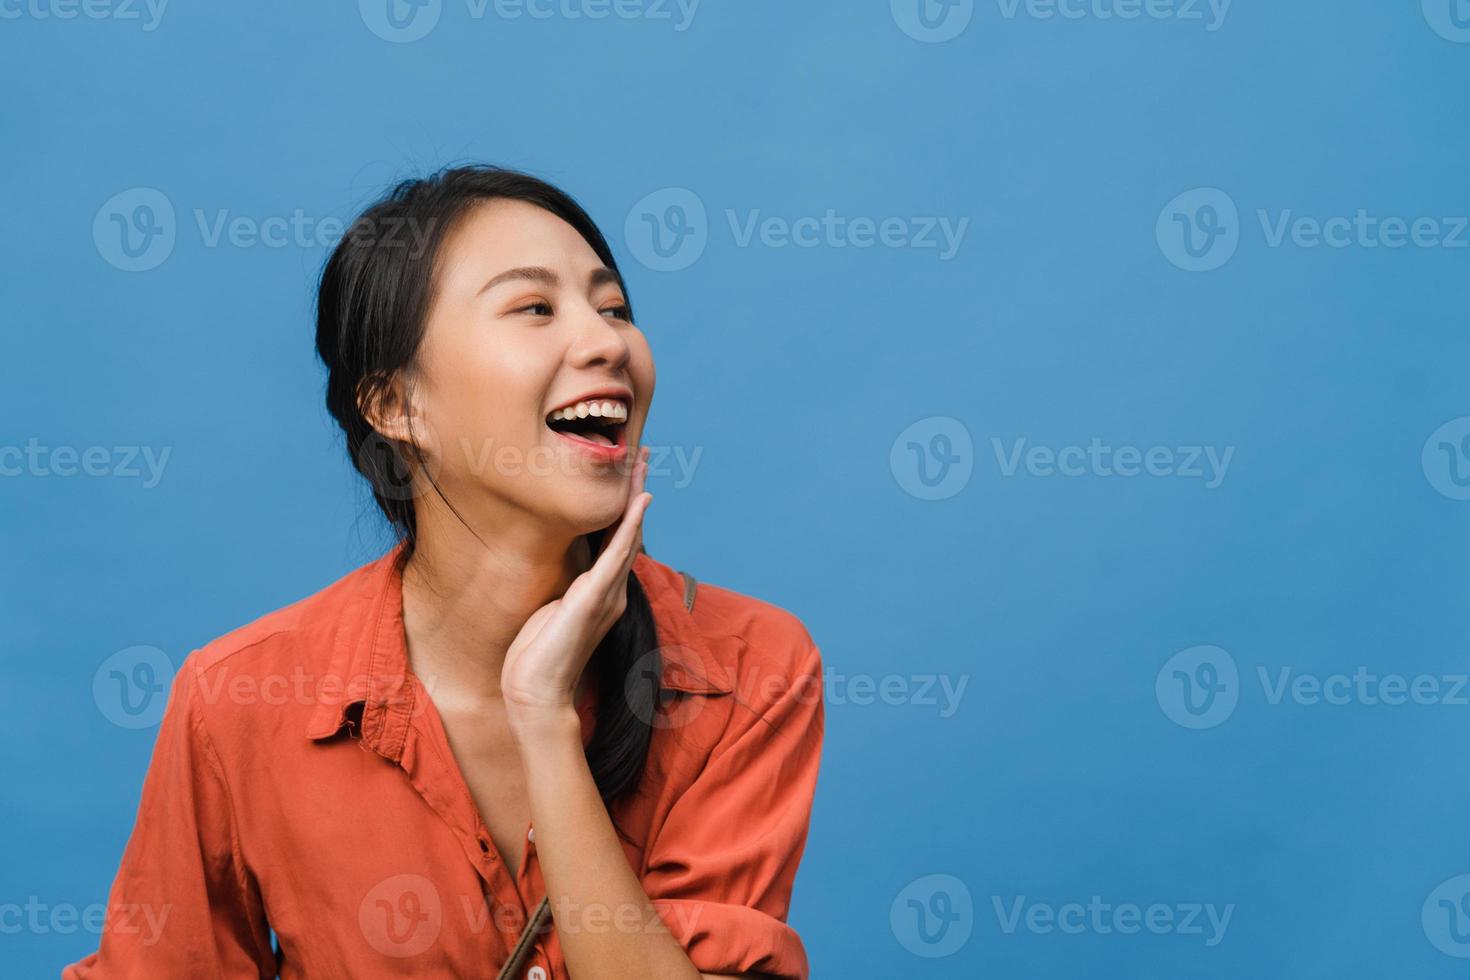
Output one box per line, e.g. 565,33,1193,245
178,555,380,679
647,556,822,689
176,552,824,688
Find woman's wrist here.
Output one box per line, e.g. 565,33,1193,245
507,702,583,750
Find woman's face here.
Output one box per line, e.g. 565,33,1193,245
399,198,654,536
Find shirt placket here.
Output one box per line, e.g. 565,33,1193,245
373,675,544,964
518,824,556,979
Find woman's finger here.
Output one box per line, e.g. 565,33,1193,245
584,448,652,597
567,447,650,610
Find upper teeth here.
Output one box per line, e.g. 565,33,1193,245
550,400,628,422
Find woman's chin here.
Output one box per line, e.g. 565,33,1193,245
552,491,630,534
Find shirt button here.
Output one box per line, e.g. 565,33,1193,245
527,827,535,843
527,967,547,980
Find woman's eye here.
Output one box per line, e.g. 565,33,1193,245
515,301,554,316
602,304,632,321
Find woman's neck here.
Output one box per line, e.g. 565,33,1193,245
399,518,595,707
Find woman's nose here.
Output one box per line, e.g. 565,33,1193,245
567,305,631,369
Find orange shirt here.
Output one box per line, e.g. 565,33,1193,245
62,543,824,979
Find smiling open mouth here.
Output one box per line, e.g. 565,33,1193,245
545,399,628,448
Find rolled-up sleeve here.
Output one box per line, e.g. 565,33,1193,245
61,653,275,979
641,639,825,979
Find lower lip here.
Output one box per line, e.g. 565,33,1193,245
551,429,629,463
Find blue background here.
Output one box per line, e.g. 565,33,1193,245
5,1,1470,976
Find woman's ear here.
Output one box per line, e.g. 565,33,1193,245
356,371,418,445
354,369,441,498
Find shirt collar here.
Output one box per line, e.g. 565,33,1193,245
305,541,731,749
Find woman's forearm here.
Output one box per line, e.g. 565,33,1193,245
513,709,704,980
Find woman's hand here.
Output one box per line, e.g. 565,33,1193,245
501,445,652,735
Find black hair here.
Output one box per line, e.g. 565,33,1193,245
314,164,659,806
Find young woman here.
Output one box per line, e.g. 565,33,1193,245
63,166,825,979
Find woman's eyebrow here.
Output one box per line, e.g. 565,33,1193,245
478,265,622,295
